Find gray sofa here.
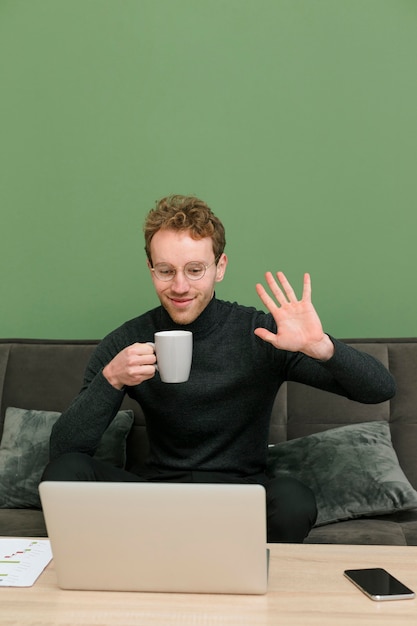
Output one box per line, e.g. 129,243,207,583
1,337,417,545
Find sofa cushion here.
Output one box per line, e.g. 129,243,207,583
0,407,134,509
267,421,417,527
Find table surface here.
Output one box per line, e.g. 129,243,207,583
1,542,417,625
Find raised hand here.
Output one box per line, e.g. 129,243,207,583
254,271,334,360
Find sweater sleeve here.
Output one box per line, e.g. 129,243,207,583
284,336,396,404
49,341,126,461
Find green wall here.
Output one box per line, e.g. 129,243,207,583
2,0,416,339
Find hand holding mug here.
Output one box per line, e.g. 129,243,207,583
103,343,157,390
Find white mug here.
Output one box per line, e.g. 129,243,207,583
151,330,193,383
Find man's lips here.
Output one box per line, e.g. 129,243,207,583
168,297,194,308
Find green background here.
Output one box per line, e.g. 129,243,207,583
1,0,416,339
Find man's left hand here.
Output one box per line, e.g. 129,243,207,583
254,271,335,361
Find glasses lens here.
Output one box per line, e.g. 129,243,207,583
154,264,176,281
184,262,206,280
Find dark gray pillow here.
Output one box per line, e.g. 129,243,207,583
0,407,134,509
266,421,417,527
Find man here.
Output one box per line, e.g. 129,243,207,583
43,194,396,542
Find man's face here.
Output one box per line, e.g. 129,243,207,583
148,229,227,325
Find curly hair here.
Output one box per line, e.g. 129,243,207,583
144,195,226,263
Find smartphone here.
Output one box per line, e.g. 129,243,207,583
344,568,415,601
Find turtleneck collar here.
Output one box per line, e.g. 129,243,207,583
157,295,220,338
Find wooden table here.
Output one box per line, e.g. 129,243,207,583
1,543,417,625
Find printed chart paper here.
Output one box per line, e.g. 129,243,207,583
0,538,52,587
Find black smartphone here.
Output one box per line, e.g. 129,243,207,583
344,568,415,601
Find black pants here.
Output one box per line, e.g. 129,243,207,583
41,453,317,543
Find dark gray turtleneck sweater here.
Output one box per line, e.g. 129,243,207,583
50,297,396,476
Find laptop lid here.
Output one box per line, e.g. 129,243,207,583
39,481,268,594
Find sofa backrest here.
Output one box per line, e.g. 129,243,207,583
1,338,416,487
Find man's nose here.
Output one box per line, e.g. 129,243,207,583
171,269,190,292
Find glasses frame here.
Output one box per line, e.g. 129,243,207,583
150,260,217,282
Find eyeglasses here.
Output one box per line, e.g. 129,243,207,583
150,260,217,282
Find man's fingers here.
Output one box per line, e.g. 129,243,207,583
258,271,300,307
302,272,312,302
255,282,279,312
274,271,298,303
254,326,276,344
262,271,311,305
128,342,155,355
264,272,290,305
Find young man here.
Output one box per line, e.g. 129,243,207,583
43,194,396,542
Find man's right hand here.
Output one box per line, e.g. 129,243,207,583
103,343,157,390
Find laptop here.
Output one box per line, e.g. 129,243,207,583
39,481,268,594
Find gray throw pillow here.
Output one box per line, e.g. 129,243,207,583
266,421,417,527
0,407,134,509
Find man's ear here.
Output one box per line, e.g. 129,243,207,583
147,259,155,281
215,253,228,283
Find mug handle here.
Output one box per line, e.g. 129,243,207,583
146,342,158,371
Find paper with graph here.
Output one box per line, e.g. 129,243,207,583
0,538,52,586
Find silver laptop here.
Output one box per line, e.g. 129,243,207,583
39,481,268,594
